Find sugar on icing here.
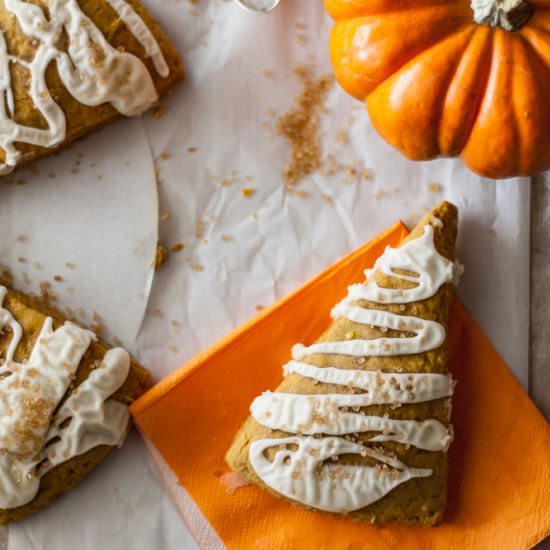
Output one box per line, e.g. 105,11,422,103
0,0,169,174
292,304,445,359
248,222,457,513
251,392,452,451
0,286,131,509
283,361,454,404
249,436,432,513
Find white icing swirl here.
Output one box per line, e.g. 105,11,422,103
292,304,445,358
350,224,455,304
283,361,454,404
0,0,169,174
0,316,95,456
249,436,432,513
0,287,22,364
251,392,451,451
248,222,457,513
0,286,132,508
104,0,170,77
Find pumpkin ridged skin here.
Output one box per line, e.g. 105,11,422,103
326,0,550,178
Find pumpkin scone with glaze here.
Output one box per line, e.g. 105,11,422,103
0,283,150,523
0,0,184,174
226,202,459,525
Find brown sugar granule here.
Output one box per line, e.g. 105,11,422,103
0,267,13,286
160,210,171,222
153,105,166,119
160,152,171,161
17,234,26,243
190,263,204,272
322,194,334,206
91,322,104,336
194,220,206,239
220,234,231,242
187,147,198,153
171,242,185,253
39,280,50,296
39,280,56,303
263,70,274,78
276,65,333,186
286,188,307,198
155,244,168,270
53,275,63,282
336,129,349,145
65,262,75,269
241,188,255,198
428,182,443,193
361,169,373,180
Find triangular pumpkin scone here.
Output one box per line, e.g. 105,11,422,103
226,202,459,525
0,283,150,523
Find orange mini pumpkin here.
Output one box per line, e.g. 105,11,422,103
326,0,550,179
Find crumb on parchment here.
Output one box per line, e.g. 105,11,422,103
154,243,168,270
171,242,185,253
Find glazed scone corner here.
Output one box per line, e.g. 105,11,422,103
0,0,184,173
226,201,458,526
0,284,150,524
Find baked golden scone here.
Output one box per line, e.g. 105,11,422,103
226,202,459,525
0,0,183,174
0,284,150,524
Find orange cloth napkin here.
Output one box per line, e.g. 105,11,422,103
131,221,550,550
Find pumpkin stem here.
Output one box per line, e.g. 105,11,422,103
471,0,533,31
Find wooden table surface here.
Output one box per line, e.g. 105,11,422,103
531,176,550,550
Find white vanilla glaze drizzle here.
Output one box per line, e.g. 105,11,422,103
248,221,458,513
249,436,432,513
283,361,454,404
0,286,131,508
104,0,169,77
251,392,451,451
349,224,455,304
0,0,169,174
292,304,445,359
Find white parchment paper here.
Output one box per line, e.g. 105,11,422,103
5,1,530,548
0,118,158,346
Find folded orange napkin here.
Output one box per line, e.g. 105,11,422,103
131,221,550,550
